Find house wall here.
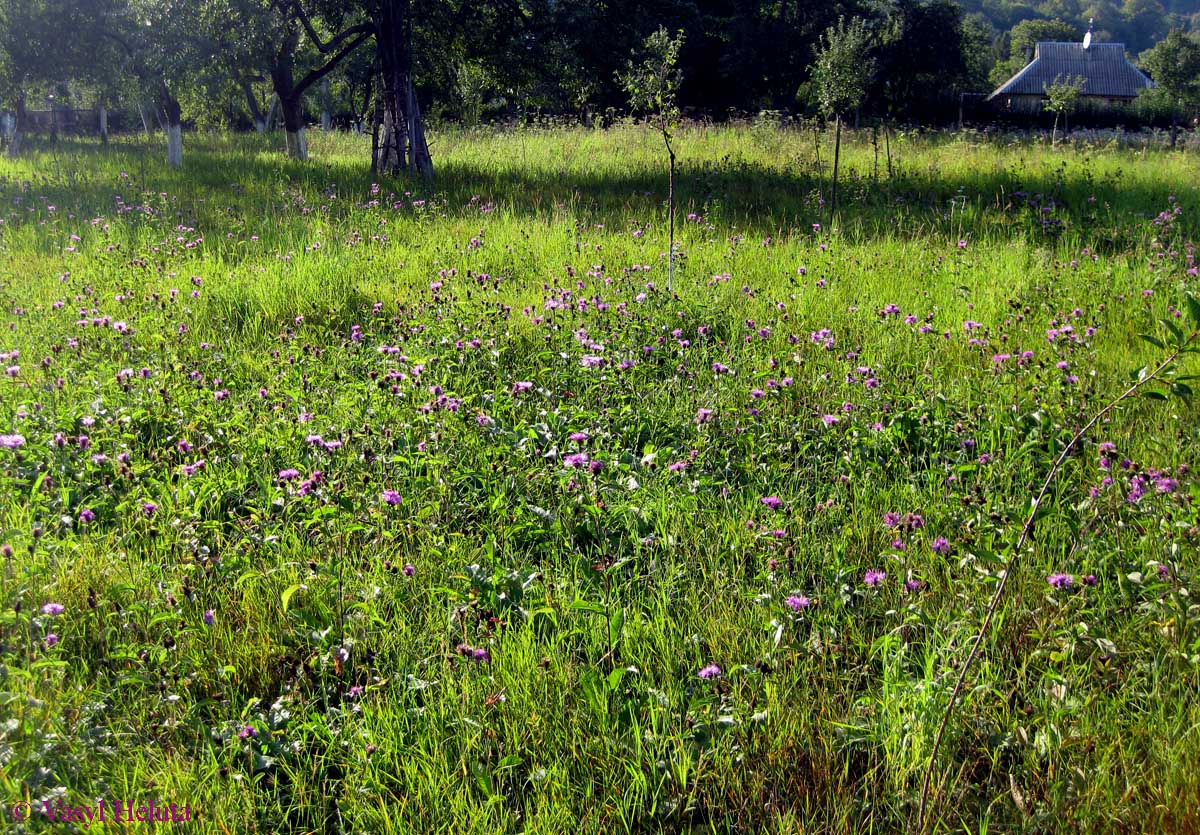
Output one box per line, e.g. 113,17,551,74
993,95,1136,115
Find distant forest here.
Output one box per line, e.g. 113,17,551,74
2,0,1198,138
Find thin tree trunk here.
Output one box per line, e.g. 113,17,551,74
1052,112,1059,148
320,78,332,131
243,81,267,133
830,114,841,231
6,93,26,158
371,75,383,173
666,133,676,294
159,83,183,168
872,124,878,180
407,77,431,176
137,100,151,135
266,96,280,131
885,121,892,178
99,105,109,144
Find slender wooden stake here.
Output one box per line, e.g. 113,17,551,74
830,114,841,232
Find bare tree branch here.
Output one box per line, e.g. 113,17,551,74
290,3,373,54
292,30,373,96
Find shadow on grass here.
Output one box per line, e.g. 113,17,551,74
1,134,1193,249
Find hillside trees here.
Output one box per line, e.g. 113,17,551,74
1139,28,1200,144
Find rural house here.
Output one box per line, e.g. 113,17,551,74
988,41,1155,113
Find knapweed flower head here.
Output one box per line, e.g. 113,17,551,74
45,633,59,647
785,595,810,612
457,643,491,663
761,496,782,510
42,602,65,616
203,609,215,626
237,725,257,739
864,569,887,587
1047,573,1074,590
381,490,402,506
697,663,722,680
0,434,26,449
403,563,415,577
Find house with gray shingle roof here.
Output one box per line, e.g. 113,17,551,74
988,41,1155,113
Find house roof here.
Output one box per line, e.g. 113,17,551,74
987,41,1155,100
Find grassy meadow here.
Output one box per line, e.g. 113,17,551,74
0,123,1199,833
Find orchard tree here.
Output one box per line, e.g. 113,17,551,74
1043,73,1084,147
812,16,874,229
1139,29,1200,146
273,1,372,159
0,0,113,156
622,27,685,292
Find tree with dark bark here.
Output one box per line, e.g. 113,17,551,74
271,0,372,159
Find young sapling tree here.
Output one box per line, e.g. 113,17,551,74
1043,74,1084,148
812,17,874,233
622,27,685,293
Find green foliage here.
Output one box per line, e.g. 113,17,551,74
1139,28,1200,112
620,26,685,137
989,18,1083,88
1043,74,1085,115
812,16,874,119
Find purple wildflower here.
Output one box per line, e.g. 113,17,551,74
41,602,65,616
697,664,722,680
1047,573,1074,590
864,569,887,587
785,595,810,612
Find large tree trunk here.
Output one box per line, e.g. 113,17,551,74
160,83,183,168
270,31,310,161
6,93,25,158
374,0,431,177
280,95,308,160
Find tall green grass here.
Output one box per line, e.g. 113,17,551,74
0,125,1197,834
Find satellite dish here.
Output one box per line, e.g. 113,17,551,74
1083,18,1093,50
